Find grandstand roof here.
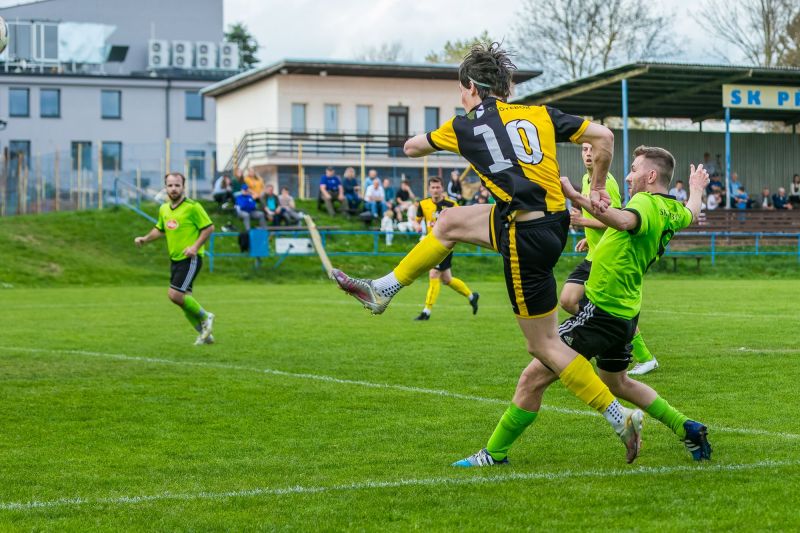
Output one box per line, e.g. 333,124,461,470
202,58,542,97
512,62,800,124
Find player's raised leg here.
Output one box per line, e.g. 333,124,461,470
331,203,493,314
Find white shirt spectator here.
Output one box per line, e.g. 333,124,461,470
364,183,385,203
707,193,720,211
669,186,687,204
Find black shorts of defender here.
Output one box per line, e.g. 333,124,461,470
558,296,639,372
490,207,569,318
170,256,203,293
565,259,592,285
434,252,453,272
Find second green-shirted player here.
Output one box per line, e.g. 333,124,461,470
561,143,658,375
135,172,216,345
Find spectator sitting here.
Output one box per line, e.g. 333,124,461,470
364,177,386,218
772,187,793,210
235,184,267,230
381,209,396,246
278,187,302,225
728,172,743,199
263,184,285,225
447,170,464,205
382,178,396,212
212,174,234,208
707,175,723,196
244,167,265,202
231,167,245,195
470,184,495,205
706,190,721,211
319,166,345,216
342,167,362,214
393,179,416,220
789,174,800,208
734,186,749,210
668,180,688,205
758,187,774,209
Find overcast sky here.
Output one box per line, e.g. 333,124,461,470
223,0,726,67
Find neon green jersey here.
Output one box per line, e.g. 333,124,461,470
580,172,621,261
585,192,693,319
155,198,213,261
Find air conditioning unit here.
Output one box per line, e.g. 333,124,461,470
148,39,169,69
195,41,216,69
171,40,192,68
219,41,240,69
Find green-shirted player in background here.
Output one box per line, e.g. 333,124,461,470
135,172,216,345
455,146,711,466
562,143,659,376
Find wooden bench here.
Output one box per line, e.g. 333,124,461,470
693,209,800,234
668,255,703,272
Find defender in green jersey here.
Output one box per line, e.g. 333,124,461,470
466,146,711,465
562,143,659,375
135,173,216,345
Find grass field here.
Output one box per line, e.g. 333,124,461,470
1,278,799,530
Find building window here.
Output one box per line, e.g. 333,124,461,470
356,105,371,135
8,140,31,176
424,107,440,131
455,107,466,117
324,104,339,134
9,88,30,117
101,90,121,119
185,91,204,120
71,141,92,171
40,88,60,118
291,103,306,133
8,22,32,60
186,150,206,180
34,23,58,61
102,142,122,172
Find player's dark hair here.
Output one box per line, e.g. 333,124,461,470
164,172,186,185
633,146,674,187
428,176,443,186
458,42,517,100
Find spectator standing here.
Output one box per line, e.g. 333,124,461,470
278,187,302,224
789,174,800,208
772,187,793,210
734,186,749,209
234,184,267,230
702,152,717,178
319,166,345,216
381,209,396,245
669,180,688,204
728,172,744,200
446,170,464,204
758,187,774,209
364,177,386,218
244,167,265,202
342,167,362,213
212,174,234,208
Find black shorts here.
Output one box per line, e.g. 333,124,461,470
170,256,203,293
490,207,569,318
558,296,639,372
434,252,453,272
565,259,592,285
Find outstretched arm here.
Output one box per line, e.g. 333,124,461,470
135,227,163,247
561,177,638,232
404,134,436,158
685,164,710,223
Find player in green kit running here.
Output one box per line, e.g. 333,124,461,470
453,146,712,466
135,172,216,345
563,143,659,375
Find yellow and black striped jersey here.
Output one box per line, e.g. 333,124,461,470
426,97,589,220
416,196,458,232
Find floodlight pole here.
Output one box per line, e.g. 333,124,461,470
725,107,731,209
621,78,630,203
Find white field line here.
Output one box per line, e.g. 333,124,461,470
0,459,797,512
2,346,799,442
734,347,800,354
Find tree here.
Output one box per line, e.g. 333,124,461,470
356,41,412,63
512,0,679,85
779,10,800,66
699,0,799,66
425,30,494,64
225,22,259,69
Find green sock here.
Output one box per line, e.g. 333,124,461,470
182,308,202,332
631,331,654,363
646,396,689,438
486,403,538,460
183,295,208,320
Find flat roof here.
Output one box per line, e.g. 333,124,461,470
202,58,542,97
512,62,800,123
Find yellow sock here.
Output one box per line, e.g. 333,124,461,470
393,234,451,286
425,278,441,309
559,356,615,413
447,277,472,298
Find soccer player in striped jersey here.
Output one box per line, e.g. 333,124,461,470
414,176,479,321
135,172,216,345
563,143,659,375
332,42,646,463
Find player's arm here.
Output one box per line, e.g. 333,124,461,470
404,133,436,157
574,123,614,197
685,164,710,223
184,224,215,257
570,207,608,230
135,227,163,247
561,178,638,232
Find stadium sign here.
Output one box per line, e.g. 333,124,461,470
723,84,800,110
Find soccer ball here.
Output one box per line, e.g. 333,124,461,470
0,17,7,55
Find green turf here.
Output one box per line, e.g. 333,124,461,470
0,279,798,530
